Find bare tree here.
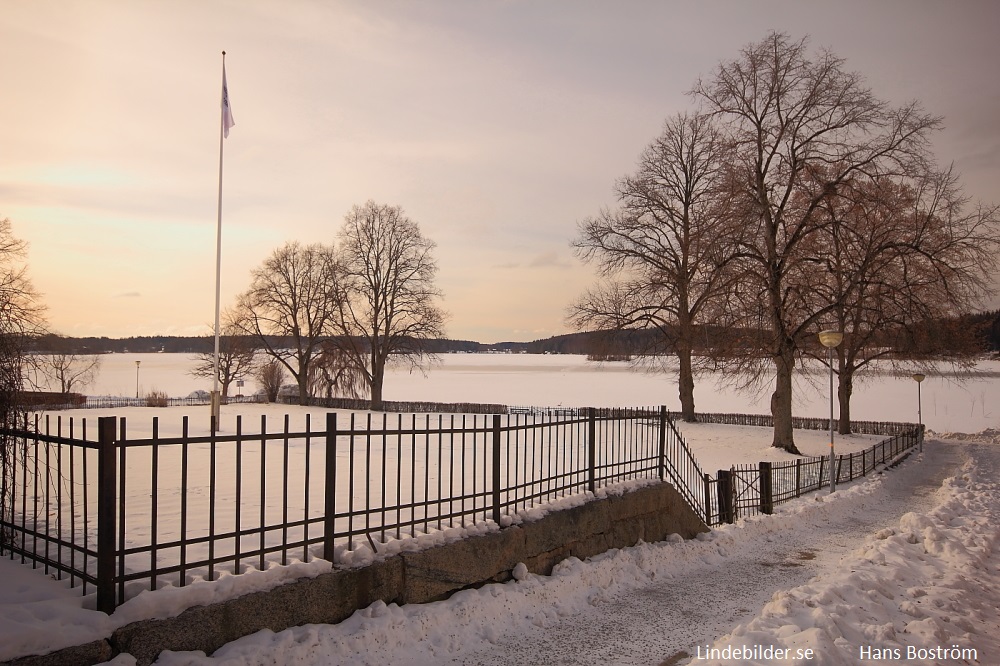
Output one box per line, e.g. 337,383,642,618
238,242,340,405
328,201,447,410
189,308,258,403
571,112,742,421
692,32,942,453
1,218,45,548
254,359,285,403
33,336,102,394
808,168,1000,432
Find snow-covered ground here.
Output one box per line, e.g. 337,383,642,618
66,352,1000,433
4,355,998,664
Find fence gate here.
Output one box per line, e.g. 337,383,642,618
730,464,761,521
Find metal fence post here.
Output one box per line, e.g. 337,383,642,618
657,406,667,483
323,413,337,562
795,458,802,497
587,408,597,494
759,461,773,514
717,469,734,524
492,415,502,525
96,417,116,614
703,472,713,525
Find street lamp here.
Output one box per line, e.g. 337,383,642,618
818,330,843,493
912,372,926,452
135,360,141,399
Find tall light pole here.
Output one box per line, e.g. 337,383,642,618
912,372,925,452
818,330,843,493
135,360,141,399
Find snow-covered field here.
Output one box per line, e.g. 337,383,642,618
3,354,998,665
68,352,1000,433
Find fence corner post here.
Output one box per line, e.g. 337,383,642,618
96,416,117,614
759,461,773,514
492,415,502,525
587,407,597,494
323,413,337,563
717,469,734,524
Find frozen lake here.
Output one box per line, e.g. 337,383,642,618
67,351,999,433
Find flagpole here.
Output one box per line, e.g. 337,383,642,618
211,50,227,431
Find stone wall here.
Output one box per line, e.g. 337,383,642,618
4,481,707,666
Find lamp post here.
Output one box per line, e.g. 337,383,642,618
912,372,925,452
135,360,141,399
818,330,844,493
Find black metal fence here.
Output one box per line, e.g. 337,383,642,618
0,406,707,613
700,419,923,525
0,407,921,614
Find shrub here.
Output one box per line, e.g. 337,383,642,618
145,389,169,407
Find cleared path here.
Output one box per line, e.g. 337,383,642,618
457,440,965,666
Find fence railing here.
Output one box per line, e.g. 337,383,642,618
698,420,923,525
1,406,707,613
1,407,921,613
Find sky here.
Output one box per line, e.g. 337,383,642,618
3,1,1000,343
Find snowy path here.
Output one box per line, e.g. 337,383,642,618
453,441,964,666
157,439,986,666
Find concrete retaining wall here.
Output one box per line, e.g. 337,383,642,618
4,481,707,666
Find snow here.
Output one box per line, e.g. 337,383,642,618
3,355,998,664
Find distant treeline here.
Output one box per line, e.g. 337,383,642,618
29,311,1000,356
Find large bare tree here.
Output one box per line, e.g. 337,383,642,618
692,32,942,453
328,201,447,410
238,241,339,405
570,112,742,421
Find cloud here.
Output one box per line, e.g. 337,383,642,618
528,252,572,269
115,291,141,298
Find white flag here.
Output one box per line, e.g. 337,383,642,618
222,64,235,138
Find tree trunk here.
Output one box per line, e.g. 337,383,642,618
369,353,385,411
676,347,697,422
837,369,853,435
370,373,384,411
770,348,801,454
297,371,309,406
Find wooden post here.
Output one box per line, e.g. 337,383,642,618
323,413,337,562
492,415,502,525
96,417,116,614
759,461,773,514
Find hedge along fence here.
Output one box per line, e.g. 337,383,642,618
690,413,924,525
688,412,918,436
283,395,510,415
